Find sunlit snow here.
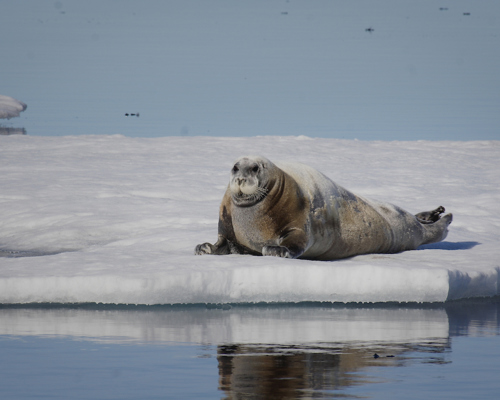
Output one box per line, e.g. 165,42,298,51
0,95,27,119
0,136,498,304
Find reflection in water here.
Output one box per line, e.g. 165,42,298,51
216,338,451,399
217,344,402,399
213,300,498,399
0,127,26,135
0,299,499,399
446,300,500,337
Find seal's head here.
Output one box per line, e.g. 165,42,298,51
229,156,272,206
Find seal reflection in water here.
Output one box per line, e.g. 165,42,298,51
195,156,452,260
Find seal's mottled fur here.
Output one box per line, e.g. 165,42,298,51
195,156,452,260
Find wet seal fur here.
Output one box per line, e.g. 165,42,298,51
195,156,453,260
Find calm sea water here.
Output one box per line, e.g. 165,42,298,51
1,300,499,399
1,0,499,140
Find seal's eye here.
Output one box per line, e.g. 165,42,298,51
232,165,239,173
252,165,259,173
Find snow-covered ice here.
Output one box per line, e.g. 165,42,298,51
0,95,27,120
0,136,498,304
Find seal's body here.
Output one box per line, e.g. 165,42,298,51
195,156,452,260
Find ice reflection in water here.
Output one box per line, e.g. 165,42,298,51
0,300,499,399
0,127,26,135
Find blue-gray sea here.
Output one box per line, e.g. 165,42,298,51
1,300,499,399
1,0,499,140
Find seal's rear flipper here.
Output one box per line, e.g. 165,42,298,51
416,206,445,224
421,213,453,244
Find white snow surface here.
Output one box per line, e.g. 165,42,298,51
0,135,498,304
0,95,27,119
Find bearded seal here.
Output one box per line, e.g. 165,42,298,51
195,156,452,260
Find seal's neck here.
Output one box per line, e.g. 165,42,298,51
260,170,293,210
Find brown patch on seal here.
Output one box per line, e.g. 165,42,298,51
195,156,452,260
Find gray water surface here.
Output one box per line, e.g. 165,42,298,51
1,0,499,140
1,300,499,399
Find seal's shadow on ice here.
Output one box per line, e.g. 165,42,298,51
195,156,453,261
418,241,479,251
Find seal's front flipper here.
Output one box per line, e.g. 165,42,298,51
195,235,256,256
195,235,231,255
416,206,445,224
262,245,293,258
195,242,216,255
261,229,308,259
